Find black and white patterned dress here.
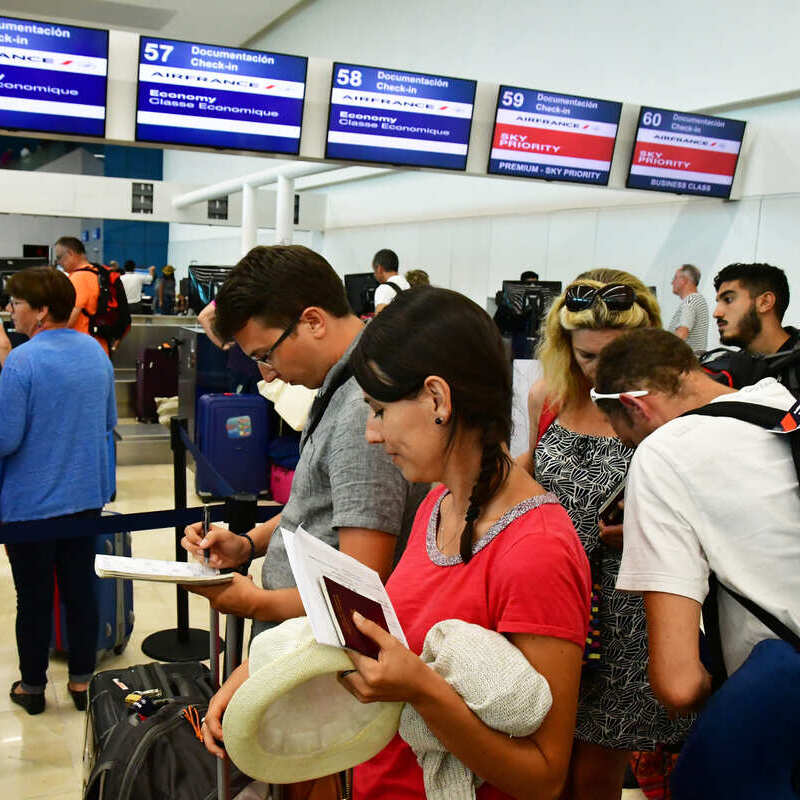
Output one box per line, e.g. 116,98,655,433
535,421,694,750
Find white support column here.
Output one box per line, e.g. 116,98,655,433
275,174,294,245
241,183,257,256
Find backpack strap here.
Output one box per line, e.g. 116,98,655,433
684,399,800,484
536,399,559,446
385,281,402,295
687,399,800,687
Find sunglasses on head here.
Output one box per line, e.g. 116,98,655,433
564,283,638,313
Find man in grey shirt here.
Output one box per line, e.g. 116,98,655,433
182,245,426,635
669,263,709,351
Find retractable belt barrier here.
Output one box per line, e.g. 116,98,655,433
0,503,280,545
0,420,280,544
177,425,236,499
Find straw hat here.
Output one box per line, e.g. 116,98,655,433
223,617,402,783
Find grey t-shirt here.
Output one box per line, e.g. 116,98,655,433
255,332,427,636
668,292,709,352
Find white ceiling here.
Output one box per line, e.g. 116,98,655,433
0,0,306,47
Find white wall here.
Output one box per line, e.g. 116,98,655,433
0,215,80,259
167,224,314,280
319,192,800,349
253,0,800,111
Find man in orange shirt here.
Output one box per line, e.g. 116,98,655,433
54,236,108,356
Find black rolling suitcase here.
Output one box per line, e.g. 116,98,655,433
82,661,249,800
136,342,179,422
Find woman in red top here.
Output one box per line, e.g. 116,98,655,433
343,287,591,799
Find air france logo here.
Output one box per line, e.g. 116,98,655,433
0,53,94,69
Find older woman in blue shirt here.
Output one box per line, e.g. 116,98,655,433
0,267,116,715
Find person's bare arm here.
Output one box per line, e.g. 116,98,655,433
674,326,690,340
197,302,231,350
0,322,11,366
344,621,582,800
644,591,711,714
186,525,397,620
516,379,548,477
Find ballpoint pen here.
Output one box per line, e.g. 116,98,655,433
203,504,211,566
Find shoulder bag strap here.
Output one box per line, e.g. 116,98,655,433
303,364,353,444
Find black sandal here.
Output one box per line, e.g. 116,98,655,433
9,681,45,715
67,684,88,711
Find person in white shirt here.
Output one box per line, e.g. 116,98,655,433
591,327,800,716
119,261,155,313
668,263,709,352
372,248,409,313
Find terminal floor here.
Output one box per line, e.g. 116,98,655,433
0,463,648,800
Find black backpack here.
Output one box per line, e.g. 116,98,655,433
83,662,249,800
700,338,800,398
76,263,132,350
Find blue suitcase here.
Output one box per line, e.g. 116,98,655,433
52,520,134,661
195,393,270,496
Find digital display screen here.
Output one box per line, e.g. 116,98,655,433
136,36,307,154
0,15,108,137
627,107,746,198
488,86,621,185
326,62,476,170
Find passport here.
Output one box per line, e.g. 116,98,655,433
320,575,389,659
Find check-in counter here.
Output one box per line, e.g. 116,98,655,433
112,314,196,417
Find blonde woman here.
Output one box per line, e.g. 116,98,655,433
519,269,693,799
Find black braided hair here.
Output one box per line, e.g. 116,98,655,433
349,286,514,564
460,436,511,563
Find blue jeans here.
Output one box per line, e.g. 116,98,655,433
6,509,99,692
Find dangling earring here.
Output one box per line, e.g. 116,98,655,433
36,318,44,329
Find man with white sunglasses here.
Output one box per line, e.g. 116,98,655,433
591,327,800,796
592,328,800,708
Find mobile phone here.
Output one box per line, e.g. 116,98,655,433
598,478,626,526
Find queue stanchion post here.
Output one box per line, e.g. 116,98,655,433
141,416,220,662
214,494,256,800
223,493,257,679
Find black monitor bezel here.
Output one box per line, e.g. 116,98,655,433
134,34,308,157
625,104,747,200
487,85,622,187
324,60,477,172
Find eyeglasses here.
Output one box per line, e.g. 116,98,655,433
248,317,299,367
7,298,28,310
564,283,638,313
590,388,649,403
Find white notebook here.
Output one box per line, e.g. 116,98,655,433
95,554,234,585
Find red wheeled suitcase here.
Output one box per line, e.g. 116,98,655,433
136,343,179,422
195,393,270,497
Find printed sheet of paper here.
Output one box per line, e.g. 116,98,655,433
281,524,407,651
95,555,234,584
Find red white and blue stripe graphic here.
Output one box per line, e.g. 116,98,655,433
326,63,476,170
627,107,746,199
0,16,108,137
489,87,622,185
136,37,307,155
